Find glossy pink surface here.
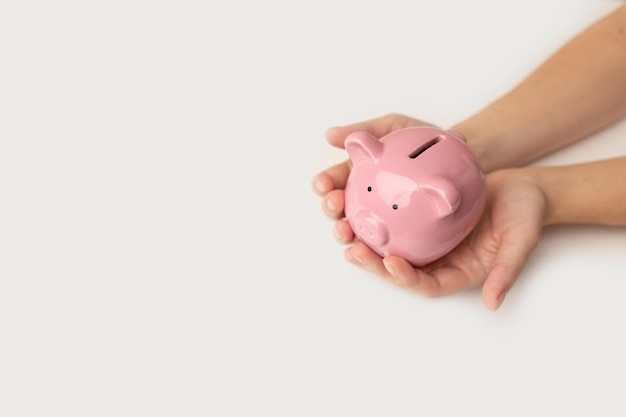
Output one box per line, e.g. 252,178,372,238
344,127,486,266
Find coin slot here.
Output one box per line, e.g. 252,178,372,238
409,137,441,159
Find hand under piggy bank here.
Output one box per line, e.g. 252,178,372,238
344,126,486,266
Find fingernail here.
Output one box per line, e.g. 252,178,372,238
333,223,343,241
497,290,508,306
343,247,363,266
489,291,507,310
383,259,396,276
325,198,337,212
315,180,326,193
348,251,363,266
383,259,407,286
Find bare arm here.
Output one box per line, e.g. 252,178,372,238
455,4,626,173
526,156,626,226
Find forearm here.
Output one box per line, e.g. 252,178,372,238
453,5,626,173
528,157,626,226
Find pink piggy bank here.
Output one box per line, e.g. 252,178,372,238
344,126,486,266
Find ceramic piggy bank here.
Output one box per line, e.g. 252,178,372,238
344,126,486,266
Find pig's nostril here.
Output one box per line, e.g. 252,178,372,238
353,212,389,247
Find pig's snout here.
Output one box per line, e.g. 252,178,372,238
353,211,389,247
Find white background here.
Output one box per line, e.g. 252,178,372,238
1,1,626,416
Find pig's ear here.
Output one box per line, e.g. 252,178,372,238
344,131,383,163
421,175,461,218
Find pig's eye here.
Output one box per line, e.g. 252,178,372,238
367,186,372,192
392,204,398,210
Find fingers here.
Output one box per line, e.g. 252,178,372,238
346,245,493,306
344,243,430,290
382,255,422,288
345,241,390,278
481,264,512,310
334,219,354,244
384,255,480,298
313,159,351,225
325,113,435,149
345,249,426,292
311,160,352,196
350,251,471,299
321,189,345,219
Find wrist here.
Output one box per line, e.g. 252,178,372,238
451,116,512,174
524,158,626,226
522,166,558,226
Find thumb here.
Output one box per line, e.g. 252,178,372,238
482,233,539,310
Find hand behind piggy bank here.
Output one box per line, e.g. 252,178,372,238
344,127,486,267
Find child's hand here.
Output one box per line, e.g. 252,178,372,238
342,169,547,311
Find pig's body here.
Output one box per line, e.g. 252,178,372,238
344,127,486,266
